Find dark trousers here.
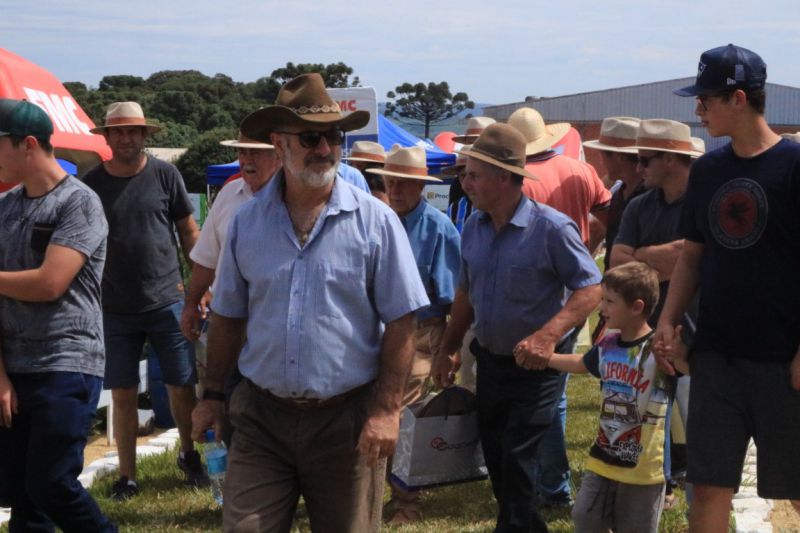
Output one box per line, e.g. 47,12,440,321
473,340,566,533
0,372,117,533
223,379,385,533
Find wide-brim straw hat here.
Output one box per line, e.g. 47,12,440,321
90,101,162,135
636,119,698,157
507,107,570,156
690,137,706,158
344,140,385,163
366,144,441,182
240,73,369,142
457,123,537,180
781,132,800,143
583,116,640,154
442,147,470,176
220,131,274,150
452,116,495,144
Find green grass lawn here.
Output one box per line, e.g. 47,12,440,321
0,372,690,532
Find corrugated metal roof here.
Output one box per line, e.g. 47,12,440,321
484,77,800,126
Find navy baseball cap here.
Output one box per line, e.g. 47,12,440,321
0,99,53,141
674,44,767,97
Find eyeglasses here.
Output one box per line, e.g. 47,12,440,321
637,152,664,168
277,128,345,149
696,92,730,111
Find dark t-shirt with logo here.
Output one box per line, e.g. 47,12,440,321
84,157,193,314
679,138,800,361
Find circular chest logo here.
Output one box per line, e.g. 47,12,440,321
708,178,768,249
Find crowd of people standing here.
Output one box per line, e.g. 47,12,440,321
0,43,798,533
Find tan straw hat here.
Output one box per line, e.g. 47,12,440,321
583,116,640,154
366,145,441,182
90,101,162,135
457,123,537,179
781,132,800,143
507,107,571,156
240,73,369,142
690,137,706,158
452,116,496,144
344,141,385,163
220,131,274,150
636,119,697,156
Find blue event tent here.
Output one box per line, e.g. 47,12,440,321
206,115,456,185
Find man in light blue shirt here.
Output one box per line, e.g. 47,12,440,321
433,124,602,533
191,73,429,533
368,145,461,524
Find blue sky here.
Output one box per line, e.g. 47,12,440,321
4,0,800,104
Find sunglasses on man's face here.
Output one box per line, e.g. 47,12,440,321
278,129,345,149
696,92,731,112
637,152,664,168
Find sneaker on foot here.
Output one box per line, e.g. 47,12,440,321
177,449,210,487
111,476,138,501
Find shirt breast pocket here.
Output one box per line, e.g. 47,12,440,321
316,263,365,319
30,222,56,255
506,265,542,302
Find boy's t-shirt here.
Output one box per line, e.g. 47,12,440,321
582,331,675,485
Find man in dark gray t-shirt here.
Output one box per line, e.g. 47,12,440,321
83,101,204,500
0,99,116,531
610,119,698,325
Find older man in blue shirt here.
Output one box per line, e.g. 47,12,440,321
434,124,602,533
191,74,429,533
369,145,461,524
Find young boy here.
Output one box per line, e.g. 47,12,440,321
548,262,685,533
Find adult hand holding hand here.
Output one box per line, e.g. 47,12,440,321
653,321,678,376
513,330,557,371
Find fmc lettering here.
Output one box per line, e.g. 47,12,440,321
23,87,92,136
337,100,357,112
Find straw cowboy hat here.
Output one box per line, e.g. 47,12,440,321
452,117,495,144
457,123,537,179
690,137,706,158
90,101,162,135
507,107,571,156
240,73,369,142
344,141,386,164
220,131,274,150
636,119,701,157
442,148,470,176
366,145,441,182
583,117,641,154
781,132,800,143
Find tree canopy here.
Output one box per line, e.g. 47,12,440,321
66,62,363,150
384,81,474,139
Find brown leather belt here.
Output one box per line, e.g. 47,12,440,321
248,379,372,410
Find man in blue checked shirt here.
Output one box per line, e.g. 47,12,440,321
191,74,429,533
368,145,461,525
433,124,602,533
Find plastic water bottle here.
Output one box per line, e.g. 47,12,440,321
203,429,227,505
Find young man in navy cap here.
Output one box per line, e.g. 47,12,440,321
655,45,800,532
0,99,116,531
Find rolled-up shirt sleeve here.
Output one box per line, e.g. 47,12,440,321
548,219,602,291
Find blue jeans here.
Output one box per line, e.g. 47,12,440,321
534,329,579,504
535,382,572,504
0,372,117,532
